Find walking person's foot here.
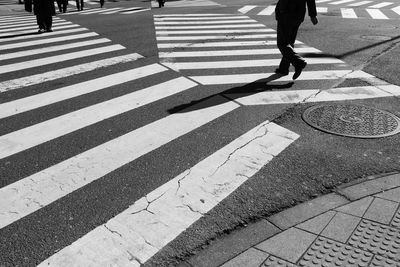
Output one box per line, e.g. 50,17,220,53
38,28,45,33
274,68,289,76
292,61,307,80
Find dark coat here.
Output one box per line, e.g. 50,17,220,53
275,0,317,22
33,0,56,16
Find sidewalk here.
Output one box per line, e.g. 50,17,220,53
182,173,400,267
0,3,26,15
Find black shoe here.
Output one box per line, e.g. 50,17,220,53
46,28,53,32
274,68,289,76
293,61,307,80
38,28,45,33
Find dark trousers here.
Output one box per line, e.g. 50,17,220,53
36,13,52,30
277,18,304,71
100,0,104,7
76,0,83,10
56,0,67,12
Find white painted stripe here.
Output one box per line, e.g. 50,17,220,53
0,15,34,20
0,53,143,93
348,0,372,6
369,2,392,8
101,8,125,14
190,70,374,85
0,44,124,75
238,5,256,13
159,47,319,58
0,16,39,23
317,7,328,12
392,5,400,14
0,27,86,43
0,21,71,33
366,8,389,18
258,5,276,15
230,85,400,105
341,8,358,18
156,34,276,40
79,7,124,14
157,40,282,48
0,62,161,118
0,32,98,51
38,120,298,266
154,14,232,17
330,0,356,5
76,8,105,14
155,24,265,29
0,38,110,61
0,24,79,37
156,29,274,35
121,8,150,14
316,0,334,3
0,95,237,230
154,16,249,21
0,18,63,28
62,8,103,15
162,57,344,70
154,19,257,25
0,76,198,161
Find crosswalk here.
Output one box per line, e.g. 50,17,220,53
1,12,400,267
61,6,150,15
238,4,400,19
151,0,221,8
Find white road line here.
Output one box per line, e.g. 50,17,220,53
341,8,358,18
157,40,282,48
80,7,123,14
156,29,275,35
0,38,110,61
101,7,125,14
0,27,86,43
0,24,79,37
0,62,159,119
0,53,143,93
330,0,356,5
0,32,98,50
316,0,334,3
0,21,71,33
392,6,400,14
0,16,39,23
156,34,276,40
77,8,107,14
258,5,276,15
162,57,344,70
154,19,257,25
61,8,102,15
154,16,249,20
230,84,400,105
0,44,124,75
154,14,232,17
121,8,150,14
0,94,235,231
317,7,328,13
190,70,374,85
368,2,393,8
238,5,256,13
159,47,319,58
366,8,389,18
348,0,372,6
38,119,298,266
155,24,265,29
0,18,62,28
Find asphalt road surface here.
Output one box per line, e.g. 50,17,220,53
0,0,400,265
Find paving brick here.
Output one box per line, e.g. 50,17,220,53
335,196,373,217
392,208,400,229
298,237,373,267
262,255,298,267
268,193,348,230
256,228,317,263
220,248,269,267
375,187,400,203
296,211,336,235
320,212,361,243
370,255,400,267
363,197,399,225
188,220,280,267
338,173,400,200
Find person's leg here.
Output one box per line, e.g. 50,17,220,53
288,21,305,66
100,0,104,7
276,18,291,74
80,0,83,10
45,13,53,31
76,0,80,10
36,14,45,32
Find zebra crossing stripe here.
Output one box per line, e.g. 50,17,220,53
37,118,298,266
317,7,328,13
0,27,87,43
159,47,319,58
0,21,72,33
0,18,63,28
258,5,276,15
101,7,126,14
0,44,124,75
154,14,231,17
154,16,249,20
368,2,393,8
154,19,257,25
0,24,80,37
341,8,358,18
348,0,372,6
61,8,102,15
0,53,143,93
157,40,285,48
190,70,374,85
156,34,276,40
366,8,389,18
0,32,98,50
161,57,344,70
121,8,150,14
0,16,39,23
0,38,111,61
330,0,356,5
392,6,400,14
0,93,234,231
156,29,274,34
77,8,106,14
238,5,257,13
80,7,123,14
316,0,333,3
155,24,266,29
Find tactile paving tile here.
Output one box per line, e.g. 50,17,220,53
348,219,400,261
262,255,298,267
298,237,372,267
370,255,400,267
391,209,400,229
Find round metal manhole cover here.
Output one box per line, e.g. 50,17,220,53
302,104,400,138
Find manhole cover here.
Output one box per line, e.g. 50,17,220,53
302,104,400,138
360,35,392,41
